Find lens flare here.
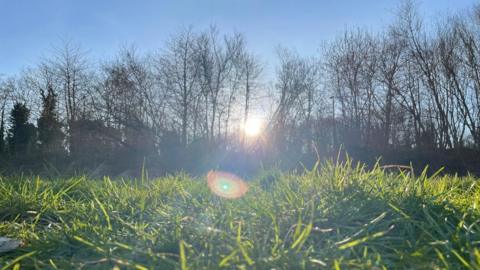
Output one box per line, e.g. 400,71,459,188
207,171,249,199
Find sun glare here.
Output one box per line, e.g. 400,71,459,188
244,118,263,137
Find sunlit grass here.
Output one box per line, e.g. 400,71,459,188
1,161,480,269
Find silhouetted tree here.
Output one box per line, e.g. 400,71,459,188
37,84,64,160
239,52,262,145
7,102,36,157
157,27,200,146
0,78,10,155
273,48,321,156
99,47,159,166
196,27,245,141
0,107,5,154
50,41,93,157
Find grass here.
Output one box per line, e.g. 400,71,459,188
0,160,480,269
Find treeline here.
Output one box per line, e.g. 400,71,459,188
1,1,480,176
272,1,480,174
0,26,266,175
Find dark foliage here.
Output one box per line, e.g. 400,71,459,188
37,85,65,161
7,102,36,157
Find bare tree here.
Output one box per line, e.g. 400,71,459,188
274,48,321,152
99,46,159,149
156,28,200,145
324,30,376,147
240,52,262,144
195,27,244,141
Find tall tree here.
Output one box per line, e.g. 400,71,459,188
273,48,321,157
0,107,5,154
7,102,36,156
196,27,244,141
0,78,9,154
241,53,262,145
37,84,64,159
50,41,92,156
157,28,200,146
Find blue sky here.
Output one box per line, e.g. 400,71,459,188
0,0,477,77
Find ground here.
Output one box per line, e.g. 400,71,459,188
0,161,480,269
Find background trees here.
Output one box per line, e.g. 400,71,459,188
3,2,480,176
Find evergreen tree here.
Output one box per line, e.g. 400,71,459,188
8,102,36,156
0,107,5,154
37,85,64,158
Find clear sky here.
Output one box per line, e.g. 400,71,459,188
0,0,477,77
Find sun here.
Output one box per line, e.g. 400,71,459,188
244,118,263,137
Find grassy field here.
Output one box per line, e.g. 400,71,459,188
1,161,480,269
